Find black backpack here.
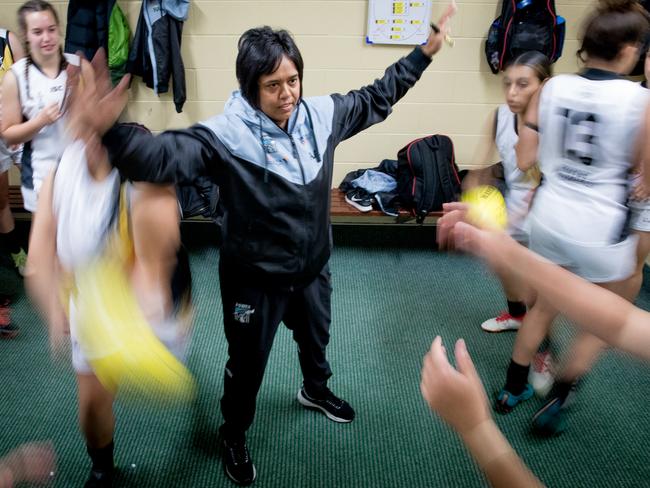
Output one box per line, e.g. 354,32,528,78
485,0,565,74
396,135,461,223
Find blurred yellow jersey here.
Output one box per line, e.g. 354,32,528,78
0,28,14,81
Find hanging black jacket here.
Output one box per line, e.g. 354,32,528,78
128,0,187,113
64,0,115,60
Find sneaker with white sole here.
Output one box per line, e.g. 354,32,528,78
344,189,373,213
481,311,525,333
529,350,554,397
222,438,256,486
297,387,355,423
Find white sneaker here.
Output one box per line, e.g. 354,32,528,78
480,311,524,333
529,350,554,397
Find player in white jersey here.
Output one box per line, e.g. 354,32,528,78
493,0,650,436
0,27,25,339
26,56,185,485
0,1,78,213
471,52,551,335
0,27,26,273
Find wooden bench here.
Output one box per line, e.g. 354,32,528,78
330,188,441,226
8,185,442,226
8,185,30,221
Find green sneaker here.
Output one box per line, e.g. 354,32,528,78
11,248,27,276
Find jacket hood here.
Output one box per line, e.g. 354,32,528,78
200,91,335,186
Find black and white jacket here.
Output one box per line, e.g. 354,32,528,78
105,47,431,287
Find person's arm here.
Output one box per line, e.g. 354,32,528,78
636,100,650,194
0,71,61,145
102,123,220,184
452,222,650,361
24,171,59,316
7,31,25,61
421,337,544,488
23,171,69,356
331,6,454,143
515,83,544,172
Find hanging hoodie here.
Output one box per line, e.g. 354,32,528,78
104,47,431,287
128,0,188,113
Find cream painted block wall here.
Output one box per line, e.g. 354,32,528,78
1,0,594,187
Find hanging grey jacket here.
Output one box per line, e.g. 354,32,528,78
104,47,431,287
128,0,188,112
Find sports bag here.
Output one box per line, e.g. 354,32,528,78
485,0,566,74
396,135,461,223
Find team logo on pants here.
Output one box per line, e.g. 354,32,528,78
234,303,255,324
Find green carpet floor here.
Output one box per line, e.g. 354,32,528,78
2,229,650,487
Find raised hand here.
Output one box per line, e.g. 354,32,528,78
65,48,130,141
420,336,490,435
421,2,458,58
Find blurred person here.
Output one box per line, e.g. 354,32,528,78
420,337,544,488
463,51,554,396
623,47,650,302
483,0,650,437
0,442,55,488
67,7,456,484
26,56,186,488
465,51,550,334
0,26,26,276
0,1,78,220
0,27,25,338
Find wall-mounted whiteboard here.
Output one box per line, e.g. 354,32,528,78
366,0,432,45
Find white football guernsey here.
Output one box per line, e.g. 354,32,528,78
532,70,649,245
11,52,79,210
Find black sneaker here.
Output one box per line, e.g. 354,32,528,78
222,438,256,485
84,467,114,488
297,387,355,423
344,189,373,212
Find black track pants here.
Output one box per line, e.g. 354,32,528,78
218,261,333,440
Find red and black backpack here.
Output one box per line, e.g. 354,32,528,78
396,135,462,224
485,0,566,74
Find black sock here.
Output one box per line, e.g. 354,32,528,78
87,441,114,472
507,300,526,318
504,359,529,396
551,379,577,404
